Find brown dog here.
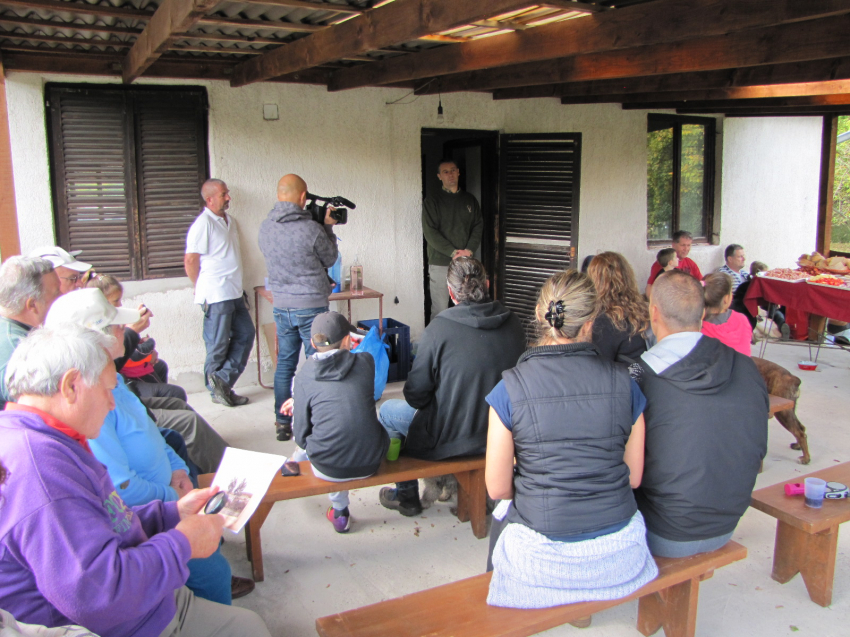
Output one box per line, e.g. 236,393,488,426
752,357,811,464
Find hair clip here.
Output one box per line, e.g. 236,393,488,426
545,301,565,329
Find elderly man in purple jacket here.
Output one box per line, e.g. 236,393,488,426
0,324,270,637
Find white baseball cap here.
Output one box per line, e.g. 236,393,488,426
45,289,141,330
27,246,92,273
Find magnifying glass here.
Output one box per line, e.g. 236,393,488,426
204,491,228,515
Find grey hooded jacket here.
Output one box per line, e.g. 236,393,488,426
258,201,338,309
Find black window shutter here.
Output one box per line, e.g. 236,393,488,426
135,91,208,278
498,133,581,326
47,88,135,279
47,84,209,280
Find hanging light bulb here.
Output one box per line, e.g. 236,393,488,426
436,96,444,124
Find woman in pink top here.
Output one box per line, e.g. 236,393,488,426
701,272,752,356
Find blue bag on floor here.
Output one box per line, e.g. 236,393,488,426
353,325,390,400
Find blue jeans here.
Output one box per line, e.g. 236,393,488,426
378,399,417,438
186,544,232,605
202,296,255,393
273,306,327,424
646,529,734,558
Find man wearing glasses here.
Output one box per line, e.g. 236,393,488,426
27,246,92,294
422,159,483,321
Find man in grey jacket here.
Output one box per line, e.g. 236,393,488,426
258,174,339,441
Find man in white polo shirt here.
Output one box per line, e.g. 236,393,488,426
184,179,255,407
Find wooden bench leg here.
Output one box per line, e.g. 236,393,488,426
568,616,592,628
637,578,699,637
771,520,838,607
244,502,274,582
454,469,487,539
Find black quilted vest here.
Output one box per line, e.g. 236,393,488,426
503,342,638,537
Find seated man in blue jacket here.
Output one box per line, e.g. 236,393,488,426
45,288,254,603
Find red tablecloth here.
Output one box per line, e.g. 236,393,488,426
744,276,850,323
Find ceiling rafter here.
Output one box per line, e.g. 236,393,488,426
229,0,576,87
123,0,220,83
558,80,850,106
491,59,850,100
412,13,850,95
327,0,850,92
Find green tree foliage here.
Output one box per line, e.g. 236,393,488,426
832,116,850,251
647,127,673,240
647,122,707,240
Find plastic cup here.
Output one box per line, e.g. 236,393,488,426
804,477,827,508
386,438,401,461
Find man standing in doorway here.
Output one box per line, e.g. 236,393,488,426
423,158,483,321
259,174,339,442
645,230,703,298
184,179,255,407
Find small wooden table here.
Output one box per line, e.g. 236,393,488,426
252,285,384,388
750,462,850,606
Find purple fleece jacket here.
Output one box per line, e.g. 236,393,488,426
0,411,192,637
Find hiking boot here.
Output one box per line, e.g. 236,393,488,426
210,375,235,407
379,487,423,517
229,390,249,406
275,421,292,441
326,506,351,533
780,323,791,340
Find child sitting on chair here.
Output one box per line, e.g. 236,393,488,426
280,311,389,533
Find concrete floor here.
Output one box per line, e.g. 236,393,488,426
187,339,850,637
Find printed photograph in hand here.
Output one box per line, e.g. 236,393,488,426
209,447,285,533
221,477,252,519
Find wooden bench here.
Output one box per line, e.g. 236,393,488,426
751,461,850,606
200,454,486,582
769,394,795,416
316,541,747,637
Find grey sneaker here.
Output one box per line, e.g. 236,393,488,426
379,487,423,517
210,375,235,407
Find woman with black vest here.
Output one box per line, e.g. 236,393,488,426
484,269,657,610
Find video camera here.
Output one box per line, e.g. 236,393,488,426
306,192,356,226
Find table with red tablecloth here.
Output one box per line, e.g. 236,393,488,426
744,276,850,323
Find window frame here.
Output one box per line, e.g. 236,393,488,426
646,113,716,247
45,83,210,281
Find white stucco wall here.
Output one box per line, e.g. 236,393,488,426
719,117,823,269
3,73,824,382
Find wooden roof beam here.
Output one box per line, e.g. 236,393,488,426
327,0,850,92
415,13,850,95
237,0,365,13
558,79,850,105
681,106,850,116
621,93,850,111
229,0,563,87
122,0,220,83
493,59,850,100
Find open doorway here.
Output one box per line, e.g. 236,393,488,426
420,128,499,326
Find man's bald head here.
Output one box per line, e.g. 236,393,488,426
650,270,704,334
277,174,308,205
201,179,230,216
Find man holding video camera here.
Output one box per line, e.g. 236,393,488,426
259,174,339,442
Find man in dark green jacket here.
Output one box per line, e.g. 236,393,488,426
423,159,483,321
